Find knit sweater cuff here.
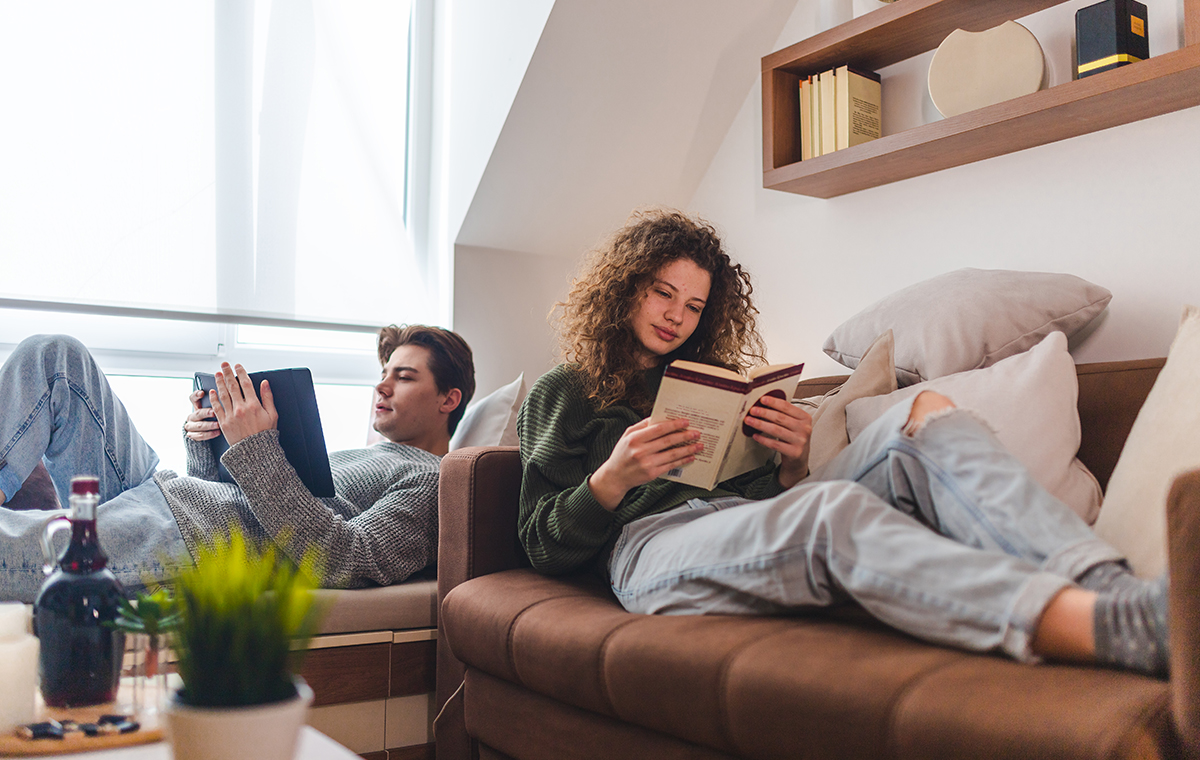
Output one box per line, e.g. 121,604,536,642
565,478,618,535
221,429,290,487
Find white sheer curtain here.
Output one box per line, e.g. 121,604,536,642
0,0,427,333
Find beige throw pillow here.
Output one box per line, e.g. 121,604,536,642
824,268,1112,386
806,330,897,472
845,332,1103,523
1093,306,1200,577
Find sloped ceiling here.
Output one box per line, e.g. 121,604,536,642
455,0,797,258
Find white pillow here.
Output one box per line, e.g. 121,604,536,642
824,268,1112,386
449,374,527,450
1093,306,1200,577
845,332,1103,523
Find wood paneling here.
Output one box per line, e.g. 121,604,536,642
300,643,391,707
391,639,436,697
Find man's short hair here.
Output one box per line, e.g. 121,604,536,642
377,325,476,435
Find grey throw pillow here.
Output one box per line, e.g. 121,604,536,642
824,268,1112,386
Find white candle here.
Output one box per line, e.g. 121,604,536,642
0,603,39,732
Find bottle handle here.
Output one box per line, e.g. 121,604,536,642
40,514,71,575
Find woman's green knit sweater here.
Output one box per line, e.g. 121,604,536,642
516,364,785,576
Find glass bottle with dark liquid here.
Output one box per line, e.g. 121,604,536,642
34,476,126,707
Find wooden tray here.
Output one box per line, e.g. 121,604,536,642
0,678,168,757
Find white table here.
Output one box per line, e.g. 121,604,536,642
51,727,360,759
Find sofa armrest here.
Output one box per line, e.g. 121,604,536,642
435,445,524,760
437,445,526,598
1169,466,1200,759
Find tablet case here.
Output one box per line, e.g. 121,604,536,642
193,368,336,498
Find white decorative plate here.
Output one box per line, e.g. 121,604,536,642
928,20,1045,118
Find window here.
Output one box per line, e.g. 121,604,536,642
1,0,430,332
0,1,427,467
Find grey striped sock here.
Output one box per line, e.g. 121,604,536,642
1078,560,1143,595
1093,574,1170,678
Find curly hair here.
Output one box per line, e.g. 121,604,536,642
554,208,765,414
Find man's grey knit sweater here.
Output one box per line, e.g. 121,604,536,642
153,429,440,588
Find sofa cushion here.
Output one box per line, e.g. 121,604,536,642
823,268,1112,386
450,374,527,450
844,331,1102,523
3,462,60,510
313,578,437,635
1093,305,1200,577
804,329,897,472
443,569,1176,760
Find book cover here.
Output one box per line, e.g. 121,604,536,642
649,360,805,490
799,77,813,161
194,367,336,498
819,69,837,156
835,65,882,151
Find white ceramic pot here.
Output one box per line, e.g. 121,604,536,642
165,679,313,760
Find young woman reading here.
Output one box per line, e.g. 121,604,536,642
517,208,1169,677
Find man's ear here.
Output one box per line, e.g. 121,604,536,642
439,388,463,415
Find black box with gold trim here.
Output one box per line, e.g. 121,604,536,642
1075,0,1149,78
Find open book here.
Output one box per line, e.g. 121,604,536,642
194,368,336,497
649,360,805,490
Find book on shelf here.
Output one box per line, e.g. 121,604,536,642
818,69,837,156
799,76,813,161
649,360,805,490
835,65,882,150
194,367,336,497
809,75,822,157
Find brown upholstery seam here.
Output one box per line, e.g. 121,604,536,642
717,625,818,756
463,451,481,581
506,592,599,687
594,616,644,717
882,653,971,760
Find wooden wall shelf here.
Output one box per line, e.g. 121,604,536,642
762,0,1200,198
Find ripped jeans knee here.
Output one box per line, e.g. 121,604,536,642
903,391,957,437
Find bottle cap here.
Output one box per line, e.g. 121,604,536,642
70,476,100,496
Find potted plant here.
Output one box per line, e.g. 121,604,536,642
164,528,323,760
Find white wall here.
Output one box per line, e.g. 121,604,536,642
427,0,554,326
689,0,1200,378
452,245,578,396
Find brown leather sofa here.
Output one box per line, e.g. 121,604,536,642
435,358,1200,760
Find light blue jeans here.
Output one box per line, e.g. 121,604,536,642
608,399,1125,662
0,335,187,602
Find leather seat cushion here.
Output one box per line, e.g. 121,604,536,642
443,569,1175,759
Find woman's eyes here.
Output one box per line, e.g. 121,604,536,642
654,287,702,315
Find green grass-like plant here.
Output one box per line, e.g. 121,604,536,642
172,527,323,707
